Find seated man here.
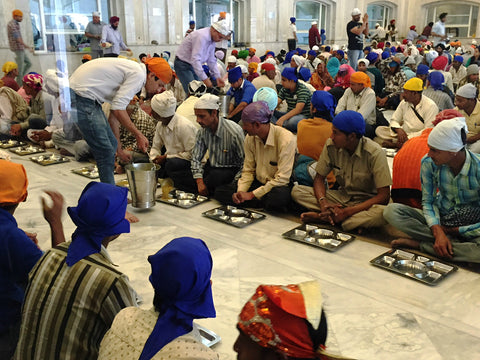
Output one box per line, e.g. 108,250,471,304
335,71,376,138
175,80,207,128
235,280,338,360
215,101,295,212
251,62,277,91
226,66,257,123
449,55,467,92
423,71,454,112
454,83,480,153
14,182,138,360
376,78,438,149
1,62,20,91
149,91,198,185
0,160,64,359
0,81,28,139
98,237,217,360
384,117,480,263
274,67,312,132
457,64,480,98
184,94,244,196
291,111,391,232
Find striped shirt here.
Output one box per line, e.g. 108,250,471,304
423,87,454,112
278,81,312,117
421,151,480,238
191,117,245,179
7,19,24,51
14,242,137,360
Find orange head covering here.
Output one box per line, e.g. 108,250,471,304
145,57,173,84
350,71,371,88
0,160,28,205
238,281,327,359
12,9,23,17
219,11,227,18
248,62,258,71
82,54,92,61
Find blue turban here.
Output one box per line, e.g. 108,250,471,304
253,87,278,111
267,51,275,57
364,46,372,52
381,51,390,60
228,66,242,83
428,71,444,91
283,50,296,65
321,29,326,34
332,110,365,136
308,50,317,57
325,46,331,52
454,55,464,63
336,50,345,57
282,67,298,82
311,91,336,119
390,46,397,53
139,237,215,360
297,49,307,56
66,182,130,266
389,60,399,67
366,52,378,63
298,67,311,82
326,56,340,77
290,17,296,23
189,20,195,25
416,64,430,75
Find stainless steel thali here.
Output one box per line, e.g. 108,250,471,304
282,224,355,251
202,205,266,228
71,165,99,179
157,189,209,209
30,154,70,166
10,145,45,155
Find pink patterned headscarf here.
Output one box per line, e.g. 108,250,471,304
23,73,43,91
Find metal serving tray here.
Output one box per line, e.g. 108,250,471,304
10,145,45,155
71,165,99,179
382,147,397,157
370,249,458,286
202,205,266,228
30,154,70,166
282,224,355,252
0,139,26,149
196,324,221,348
157,189,209,209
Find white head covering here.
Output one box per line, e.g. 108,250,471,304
239,65,248,74
428,117,468,152
456,83,477,99
311,21,317,25
375,23,380,27
265,58,277,66
194,94,220,110
227,55,237,64
92,11,100,17
312,58,323,68
292,54,306,67
215,50,225,60
404,56,416,65
211,20,230,36
351,8,361,16
151,90,177,117
358,58,369,66
312,45,319,51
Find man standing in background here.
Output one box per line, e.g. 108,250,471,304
309,21,321,49
85,11,105,59
101,16,130,57
7,10,32,83
347,8,369,70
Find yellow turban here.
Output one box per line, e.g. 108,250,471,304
0,160,28,205
2,61,18,74
403,78,424,92
249,47,256,53
350,71,371,88
248,62,258,71
145,58,173,84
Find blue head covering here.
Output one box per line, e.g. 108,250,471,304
66,182,130,266
321,29,326,34
290,17,296,23
308,50,317,57
416,64,430,75
228,66,242,83
364,46,372,52
381,51,390,60
390,46,396,54
297,49,307,56
139,237,215,360
454,55,464,63
282,67,298,82
366,52,378,63
266,51,275,57
311,91,336,119
253,87,278,111
332,110,365,136
189,20,195,25
428,71,444,91
298,67,311,82
283,50,296,65
336,49,345,58
326,57,340,77
325,46,331,52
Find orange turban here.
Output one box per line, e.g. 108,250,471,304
248,62,258,71
0,160,28,205
350,71,371,88
12,9,23,17
145,57,173,84
82,54,92,60
220,11,227,18
238,281,327,359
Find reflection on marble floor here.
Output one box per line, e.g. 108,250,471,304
9,151,480,360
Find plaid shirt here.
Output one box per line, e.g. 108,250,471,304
120,106,157,152
7,19,24,51
421,151,480,238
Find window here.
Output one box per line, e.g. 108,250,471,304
367,3,393,30
30,0,109,52
426,3,478,38
295,1,329,45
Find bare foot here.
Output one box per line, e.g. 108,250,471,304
300,212,325,224
391,238,420,249
125,210,139,223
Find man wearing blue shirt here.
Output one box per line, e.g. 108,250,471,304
226,66,257,123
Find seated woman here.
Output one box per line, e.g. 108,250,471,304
310,59,334,91
329,64,354,101
98,237,218,360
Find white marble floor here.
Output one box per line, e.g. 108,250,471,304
8,150,480,360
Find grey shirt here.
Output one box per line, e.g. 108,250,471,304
85,21,105,50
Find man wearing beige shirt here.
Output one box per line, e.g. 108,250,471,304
215,101,295,212
455,83,480,153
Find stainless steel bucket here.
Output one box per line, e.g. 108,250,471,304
125,163,158,208
218,94,230,118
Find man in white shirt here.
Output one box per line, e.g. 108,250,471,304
288,17,298,51
175,80,206,128
69,57,172,187
431,13,448,46
149,91,198,187
375,78,439,149
449,55,467,91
